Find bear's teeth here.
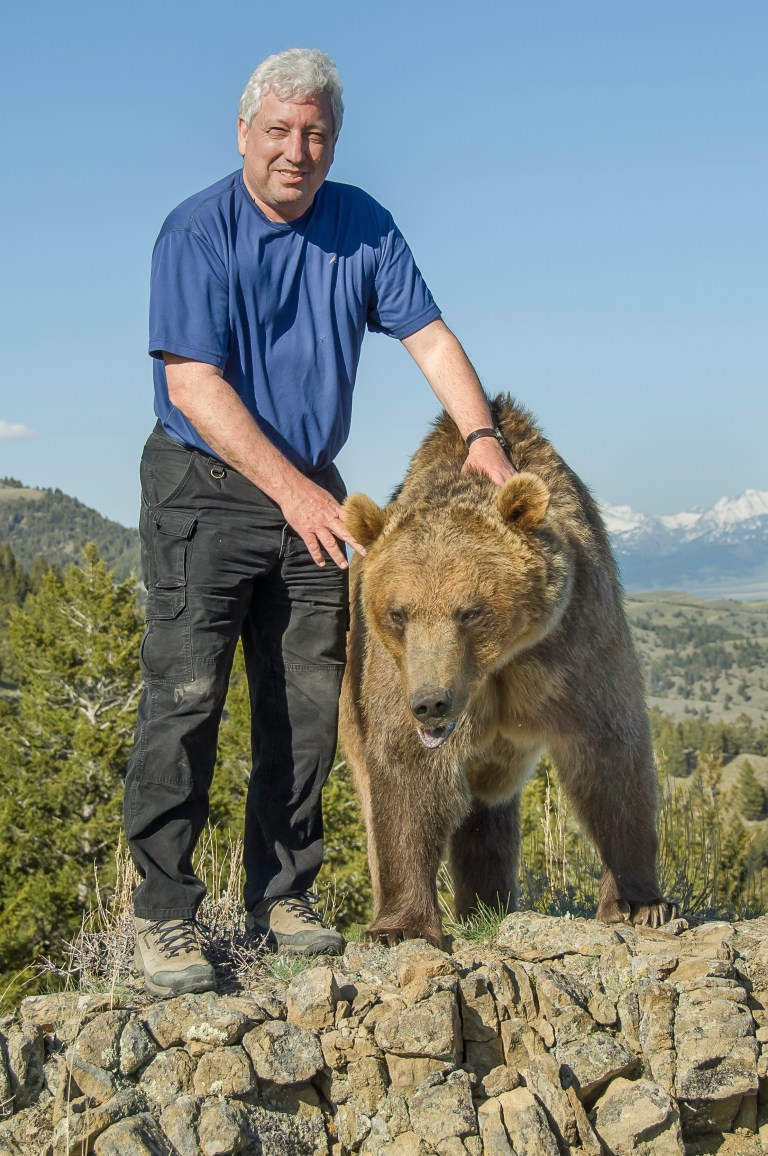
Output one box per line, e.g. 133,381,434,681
416,720,458,749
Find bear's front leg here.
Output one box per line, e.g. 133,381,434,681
362,754,467,950
550,728,678,928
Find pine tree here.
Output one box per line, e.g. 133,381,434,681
0,544,32,680
0,545,142,1005
738,761,766,822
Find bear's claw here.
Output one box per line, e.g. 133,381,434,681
597,898,679,929
366,926,446,950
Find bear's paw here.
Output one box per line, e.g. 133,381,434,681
366,925,446,950
597,896,679,929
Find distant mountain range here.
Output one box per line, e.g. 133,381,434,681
602,489,768,600
2,478,767,600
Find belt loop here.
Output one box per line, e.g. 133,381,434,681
279,524,289,558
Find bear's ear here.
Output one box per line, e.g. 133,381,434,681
343,494,388,548
496,472,550,532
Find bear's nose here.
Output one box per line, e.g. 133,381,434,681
409,686,453,723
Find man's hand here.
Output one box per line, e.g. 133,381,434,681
461,436,518,485
164,354,365,567
280,476,365,568
402,319,518,487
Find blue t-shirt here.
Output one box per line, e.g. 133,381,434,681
149,170,441,472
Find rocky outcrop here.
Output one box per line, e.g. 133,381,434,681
4,914,768,1153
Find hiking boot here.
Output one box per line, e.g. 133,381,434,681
245,893,345,955
134,917,216,997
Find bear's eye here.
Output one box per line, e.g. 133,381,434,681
458,607,482,626
388,608,406,628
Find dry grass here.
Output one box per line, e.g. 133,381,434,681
37,825,346,1002
35,750,766,998
445,753,765,944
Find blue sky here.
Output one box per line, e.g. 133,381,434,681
1,0,765,527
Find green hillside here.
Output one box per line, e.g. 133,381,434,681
626,592,768,725
0,478,140,581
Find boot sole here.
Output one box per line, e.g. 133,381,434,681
134,947,217,998
245,925,344,956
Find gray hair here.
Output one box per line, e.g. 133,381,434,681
238,49,344,138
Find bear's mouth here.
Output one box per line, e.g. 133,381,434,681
416,719,458,750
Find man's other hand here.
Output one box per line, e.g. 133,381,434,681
281,477,366,568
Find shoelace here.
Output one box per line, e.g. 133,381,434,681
144,918,206,958
277,893,324,925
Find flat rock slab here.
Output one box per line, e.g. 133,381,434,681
242,1020,324,1085
372,990,461,1062
93,1112,176,1155
19,993,117,1031
286,966,341,1030
498,1088,559,1156
673,977,758,1131
496,913,630,962
557,1030,638,1101
142,993,249,1049
72,1011,131,1072
407,1070,477,1144
591,1077,684,1155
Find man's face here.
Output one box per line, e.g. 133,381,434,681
237,90,336,223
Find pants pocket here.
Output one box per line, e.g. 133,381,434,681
140,510,197,681
154,509,198,584
140,439,196,509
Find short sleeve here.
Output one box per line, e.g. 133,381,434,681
149,229,230,368
367,215,441,339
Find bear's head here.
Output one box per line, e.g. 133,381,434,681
344,472,573,750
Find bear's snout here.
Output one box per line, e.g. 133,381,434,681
409,685,453,723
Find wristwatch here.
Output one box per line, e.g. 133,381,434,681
465,426,511,452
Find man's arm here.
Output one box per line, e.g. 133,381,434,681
401,318,517,485
164,355,364,568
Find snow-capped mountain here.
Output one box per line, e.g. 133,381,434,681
601,490,768,599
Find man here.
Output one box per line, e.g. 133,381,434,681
125,47,515,998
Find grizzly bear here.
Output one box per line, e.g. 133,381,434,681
339,396,677,948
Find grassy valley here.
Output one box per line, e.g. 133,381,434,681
626,592,768,726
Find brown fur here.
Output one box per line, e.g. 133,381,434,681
339,396,676,947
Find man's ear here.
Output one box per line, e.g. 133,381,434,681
343,494,388,548
496,472,550,532
237,116,249,157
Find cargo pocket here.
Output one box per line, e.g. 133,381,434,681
141,511,197,681
152,510,197,586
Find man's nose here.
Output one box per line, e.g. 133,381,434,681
283,131,306,164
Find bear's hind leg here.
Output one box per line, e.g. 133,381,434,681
448,795,520,921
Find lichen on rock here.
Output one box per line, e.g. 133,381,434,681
2,916,768,1154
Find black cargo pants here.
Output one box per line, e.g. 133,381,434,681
124,425,348,919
